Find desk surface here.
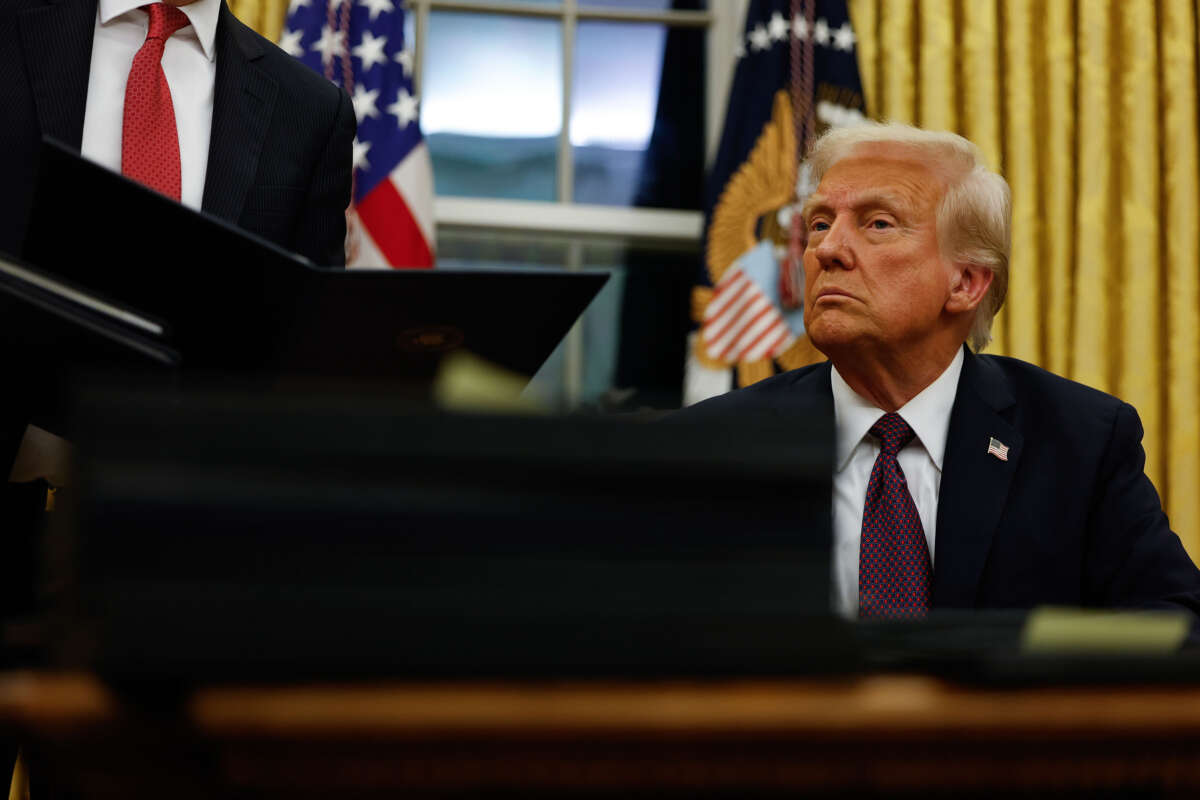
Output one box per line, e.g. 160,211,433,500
3,672,1200,796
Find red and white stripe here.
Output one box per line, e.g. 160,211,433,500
349,141,436,269
701,268,795,364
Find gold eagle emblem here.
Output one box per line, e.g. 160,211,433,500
692,90,824,388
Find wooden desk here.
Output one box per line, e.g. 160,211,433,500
3,672,1200,796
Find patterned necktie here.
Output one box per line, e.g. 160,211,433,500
122,3,191,200
858,412,932,618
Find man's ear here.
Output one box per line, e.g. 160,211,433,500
946,262,994,314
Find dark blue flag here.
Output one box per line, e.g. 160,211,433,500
686,0,865,401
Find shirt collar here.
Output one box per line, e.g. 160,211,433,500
831,346,965,472
98,0,220,62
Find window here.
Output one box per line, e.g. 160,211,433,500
406,0,744,408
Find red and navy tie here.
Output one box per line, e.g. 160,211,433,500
858,412,932,618
122,3,191,200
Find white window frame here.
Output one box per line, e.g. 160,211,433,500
407,0,747,245
407,0,746,405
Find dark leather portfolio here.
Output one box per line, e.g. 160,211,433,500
21,138,607,385
47,386,851,681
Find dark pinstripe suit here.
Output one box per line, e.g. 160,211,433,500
0,0,356,267
0,0,356,623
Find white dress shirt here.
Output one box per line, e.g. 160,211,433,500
81,0,220,210
830,348,964,618
11,0,220,487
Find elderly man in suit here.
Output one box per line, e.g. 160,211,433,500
680,123,1200,619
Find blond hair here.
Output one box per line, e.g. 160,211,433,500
804,122,1011,351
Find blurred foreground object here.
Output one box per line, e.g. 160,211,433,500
6,672,1200,796
1021,608,1190,655
46,384,844,680
433,351,543,414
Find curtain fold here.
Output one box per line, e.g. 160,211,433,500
227,0,288,43
849,0,1200,560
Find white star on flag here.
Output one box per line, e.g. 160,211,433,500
832,22,856,52
278,28,304,57
351,84,380,121
352,29,389,70
394,45,414,76
387,87,419,128
767,12,789,41
287,0,309,15
813,18,831,46
283,0,435,268
748,24,770,52
357,0,393,22
792,15,809,40
352,137,371,171
311,24,346,65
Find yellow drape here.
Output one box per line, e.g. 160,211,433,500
227,0,288,43
850,0,1200,561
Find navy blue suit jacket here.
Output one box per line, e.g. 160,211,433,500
678,348,1200,614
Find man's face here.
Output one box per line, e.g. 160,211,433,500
802,146,959,359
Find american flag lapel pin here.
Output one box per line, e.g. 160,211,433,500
987,437,1009,462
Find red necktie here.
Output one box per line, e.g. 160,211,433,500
121,3,191,200
858,413,932,618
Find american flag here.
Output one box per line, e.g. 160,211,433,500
280,0,435,268
701,261,795,365
987,437,1009,461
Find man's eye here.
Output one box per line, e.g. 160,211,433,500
869,218,893,230
810,220,830,232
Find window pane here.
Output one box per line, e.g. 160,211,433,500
423,13,562,201
571,22,705,209
579,0,707,10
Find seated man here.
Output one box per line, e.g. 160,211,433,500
679,123,1200,619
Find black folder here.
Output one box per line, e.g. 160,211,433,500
0,251,181,438
21,138,607,384
54,385,848,680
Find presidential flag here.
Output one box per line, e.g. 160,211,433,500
685,0,865,404
281,0,435,268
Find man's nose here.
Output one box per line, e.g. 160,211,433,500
812,218,855,270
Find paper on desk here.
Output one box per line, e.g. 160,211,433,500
434,351,545,414
1021,607,1190,654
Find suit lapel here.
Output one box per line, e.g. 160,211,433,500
932,349,1023,607
202,2,277,221
769,361,834,426
18,0,97,149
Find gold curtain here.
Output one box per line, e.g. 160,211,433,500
850,0,1200,560
227,0,288,42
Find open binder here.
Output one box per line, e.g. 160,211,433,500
20,138,608,384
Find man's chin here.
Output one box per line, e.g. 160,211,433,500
806,322,860,357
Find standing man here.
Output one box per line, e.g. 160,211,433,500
0,0,355,265
0,0,355,619
679,123,1200,619
0,0,354,787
